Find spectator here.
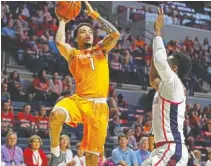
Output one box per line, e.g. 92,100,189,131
73,143,86,166
111,134,138,166
1,83,11,101
49,72,62,103
135,137,150,166
183,36,193,51
1,1,10,18
132,116,143,129
62,75,72,94
23,135,48,166
48,18,58,33
124,128,137,150
33,10,43,25
134,125,144,143
188,108,200,138
202,38,209,51
109,116,122,143
142,120,151,136
201,118,211,139
40,16,49,31
206,151,211,166
109,54,122,82
1,71,8,84
193,150,204,166
33,69,50,102
35,106,49,138
194,103,202,118
17,104,35,137
108,89,119,116
1,131,24,166
1,101,14,136
42,5,52,21
117,93,128,108
28,17,38,35
8,71,26,101
58,134,75,166
41,30,53,42
1,19,16,39
193,37,201,53
184,119,194,138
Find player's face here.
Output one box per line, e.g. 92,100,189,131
77,26,94,46
140,140,149,151
31,138,41,150
7,134,17,147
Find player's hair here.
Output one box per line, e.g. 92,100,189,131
118,134,128,141
73,23,94,39
171,52,192,80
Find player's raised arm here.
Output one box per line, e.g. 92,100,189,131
153,7,175,82
55,12,75,62
84,1,120,53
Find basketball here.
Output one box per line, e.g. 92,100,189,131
55,1,81,20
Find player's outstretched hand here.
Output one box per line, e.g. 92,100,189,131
84,1,100,20
84,1,94,16
154,6,164,36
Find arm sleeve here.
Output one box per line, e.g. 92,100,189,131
153,36,175,81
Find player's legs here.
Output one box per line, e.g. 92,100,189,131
49,96,82,166
80,101,109,166
49,108,67,156
175,144,188,166
142,143,176,166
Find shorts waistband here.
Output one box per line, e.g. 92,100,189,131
156,141,185,147
83,98,107,103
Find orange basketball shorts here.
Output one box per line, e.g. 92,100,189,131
54,94,109,154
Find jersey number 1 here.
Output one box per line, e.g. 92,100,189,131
89,58,95,71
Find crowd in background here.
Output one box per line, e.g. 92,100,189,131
1,1,211,91
1,1,211,166
1,70,211,165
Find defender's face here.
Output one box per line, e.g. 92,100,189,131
77,26,94,46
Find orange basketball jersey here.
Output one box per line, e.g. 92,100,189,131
68,45,109,98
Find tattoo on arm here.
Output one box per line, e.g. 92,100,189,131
97,16,119,34
97,16,120,52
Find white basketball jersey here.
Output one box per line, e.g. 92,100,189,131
152,36,186,144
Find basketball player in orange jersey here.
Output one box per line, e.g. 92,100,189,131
48,1,120,166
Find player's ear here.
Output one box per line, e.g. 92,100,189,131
172,65,178,73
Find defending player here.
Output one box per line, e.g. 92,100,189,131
142,7,192,166
48,1,120,166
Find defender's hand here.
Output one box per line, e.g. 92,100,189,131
154,6,164,36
